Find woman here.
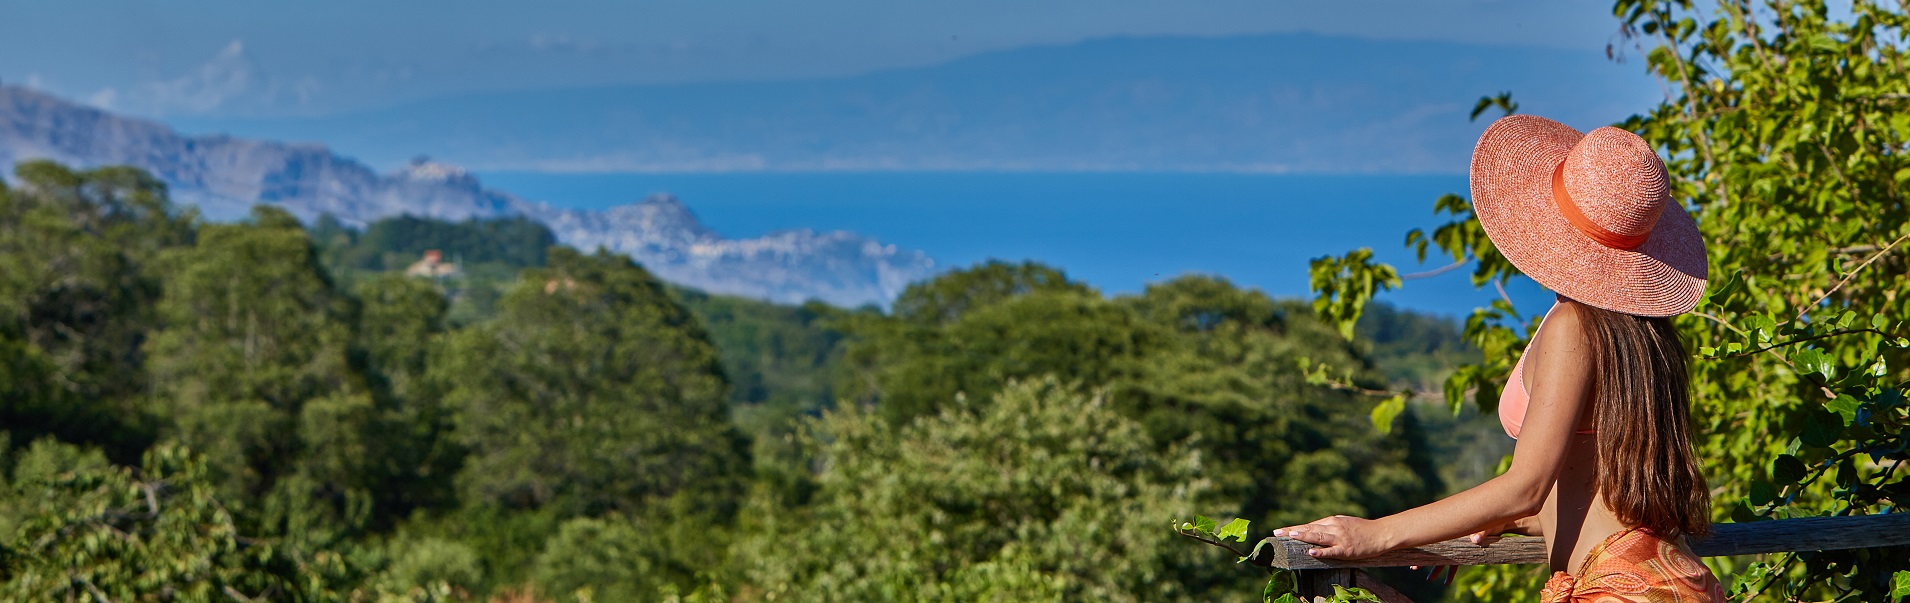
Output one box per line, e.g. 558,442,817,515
1273,115,1724,602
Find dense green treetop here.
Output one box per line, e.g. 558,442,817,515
735,379,1231,602
435,247,749,518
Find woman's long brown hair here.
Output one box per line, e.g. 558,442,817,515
1579,305,1711,537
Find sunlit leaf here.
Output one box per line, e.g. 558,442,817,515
1369,394,1407,435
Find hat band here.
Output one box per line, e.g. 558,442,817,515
1552,162,1649,251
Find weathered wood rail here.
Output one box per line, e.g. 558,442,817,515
1244,513,1910,602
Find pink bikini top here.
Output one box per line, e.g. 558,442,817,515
1497,303,1597,440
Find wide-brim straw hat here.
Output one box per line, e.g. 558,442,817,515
1470,115,1708,317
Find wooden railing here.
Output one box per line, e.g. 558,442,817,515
1242,513,1910,602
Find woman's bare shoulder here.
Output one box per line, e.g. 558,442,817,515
1533,300,1594,358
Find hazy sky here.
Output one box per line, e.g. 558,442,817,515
1,0,1628,117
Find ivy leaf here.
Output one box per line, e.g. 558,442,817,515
1801,409,1844,448
1193,516,1217,536
1369,394,1407,435
1890,570,1910,601
1771,454,1807,485
1827,396,1861,425
1751,314,1778,342
1748,480,1777,506
1248,537,1277,560
1790,347,1836,379
1444,365,1478,416
1217,518,1251,543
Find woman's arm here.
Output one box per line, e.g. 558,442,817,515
1273,302,1594,559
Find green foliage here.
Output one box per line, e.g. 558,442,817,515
673,288,847,411
890,259,1093,326
145,206,394,538
1307,248,1400,340
1,160,1483,600
0,161,193,461
1354,302,1475,393
377,536,484,596
734,378,1233,602
529,515,684,602
0,440,361,601
352,274,462,518
1306,1,1910,599
842,267,1443,537
436,247,749,518
324,214,556,273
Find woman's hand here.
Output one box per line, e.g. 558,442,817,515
1271,515,1395,560
1407,515,1544,584
1467,513,1543,545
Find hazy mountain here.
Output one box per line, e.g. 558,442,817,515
170,33,1660,173
0,85,934,307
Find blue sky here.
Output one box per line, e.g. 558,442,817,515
2,0,1627,118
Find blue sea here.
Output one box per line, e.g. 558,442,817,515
477,171,1554,319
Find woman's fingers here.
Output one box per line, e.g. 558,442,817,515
1468,528,1503,545
1273,525,1340,545
1272,516,1344,539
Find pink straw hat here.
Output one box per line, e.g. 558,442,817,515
1470,115,1708,317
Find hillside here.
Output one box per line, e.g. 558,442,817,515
0,85,934,306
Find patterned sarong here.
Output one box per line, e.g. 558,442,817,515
1539,527,1724,602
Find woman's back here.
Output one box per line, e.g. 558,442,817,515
1516,301,1628,572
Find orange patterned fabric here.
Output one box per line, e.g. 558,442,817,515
1539,527,1724,603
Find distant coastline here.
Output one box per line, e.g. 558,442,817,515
478,169,1556,317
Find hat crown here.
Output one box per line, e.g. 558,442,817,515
1559,127,1670,239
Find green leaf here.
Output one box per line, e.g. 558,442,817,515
1827,395,1861,424
1791,347,1836,379
1217,517,1251,543
1193,516,1217,536
1369,394,1407,435
1801,409,1844,448
1751,314,1778,342
1748,479,1777,506
1330,585,1382,602
1771,454,1807,485
1890,569,1910,601
1249,537,1277,560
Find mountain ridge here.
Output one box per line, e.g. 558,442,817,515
0,85,934,307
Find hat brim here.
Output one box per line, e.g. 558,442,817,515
1470,115,1708,317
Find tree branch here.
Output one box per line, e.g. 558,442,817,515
1400,260,1466,281
1794,230,1910,321
1725,328,1890,358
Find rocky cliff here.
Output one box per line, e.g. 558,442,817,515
0,85,933,307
